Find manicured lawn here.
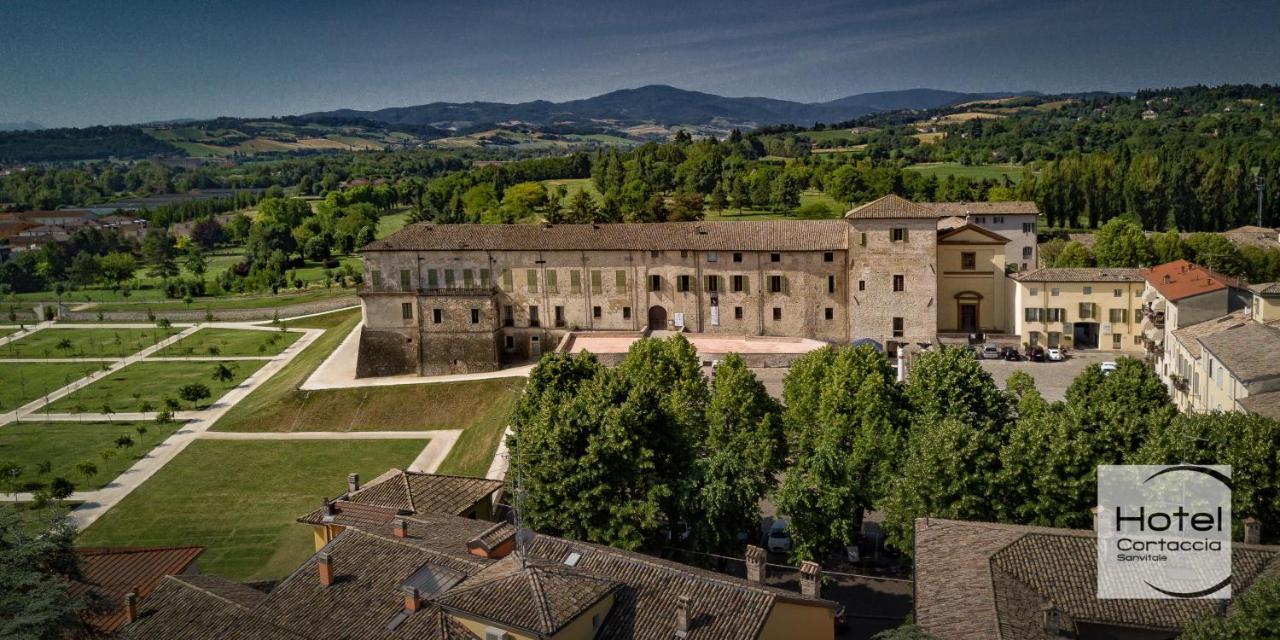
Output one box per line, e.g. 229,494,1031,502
377,211,411,239
705,190,844,221
435,381,522,477
541,178,601,202
0,328,16,339
0,502,83,537
905,162,1027,183
0,362,103,410
155,328,302,357
77,439,426,580
0,327,178,358
46,360,267,412
88,287,355,313
0,421,182,491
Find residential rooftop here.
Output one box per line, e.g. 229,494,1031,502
927,201,1039,216
1169,310,1249,359
72,545,205,634
844,193,941,219
1141,259,1241,301
1198,321,1280,383
1009,267,1143,283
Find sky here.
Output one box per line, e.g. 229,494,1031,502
2,0,1278,127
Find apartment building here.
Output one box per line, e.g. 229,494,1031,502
931,201,1039,271
1008,268,1146,351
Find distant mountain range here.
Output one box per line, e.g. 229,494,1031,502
308,85,1042,130
0,121,43,132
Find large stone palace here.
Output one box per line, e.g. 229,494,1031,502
355,194,1046,376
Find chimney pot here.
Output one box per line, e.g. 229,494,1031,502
318,552,334,587
1042,601,1071,635
675,594,691,636
124,590,139,623
394,518,408,538
347,473,360,494
323,498,336,517
402,585,421,613
1091,505,1102,532
799,561,821,599
744,545,766,583
1244,517,1262,545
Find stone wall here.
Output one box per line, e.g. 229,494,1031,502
355,326,418,378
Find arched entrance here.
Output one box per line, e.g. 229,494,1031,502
955,291,983,332
647,305,668,330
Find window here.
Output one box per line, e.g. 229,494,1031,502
1083,286,1092,295
860,232,867,246
1109,308,1128,323
463,269,475,287
827,275,836,294
1022,246,1033,259
1051,288,1060,296
732,275,746,292
1022,222,1035,234
622,306,631,319
770,253,781,263
591,270,602,294
432,308,442,324
426,269,438,288
891,228,907,242
1048,331,1061,347
400,269,411,289
706,275,719,292
503,305,514,327
772,307,782,321
706,251,718,263
571,270,581,294
526,269,538,293
858,280,865,291
504,335,514,349
961,252,976,270
650,250,661,258
554,306,565,327
734,306,744,320
502,269,513,290
677,275,692,292
1047,308,1064,322
892,275,905,292
732,252,743,263
529,306,540,327
892,317,904,338
401,303,413,320
768,275,783,293
1030,288,1039,296
470,308,480,324
974,216,986,224
1113,333,1122,348
824,307,834,320
444,269,455,287
480,269,491,286
823,252,834,263
615,270,626,291
680,250,688,258
649,274,662,292
1025,308,1042,322
544,270,557,293
1079,302,1094,319
593,306,602,318
1113,288,1123,297
993,216,1004,224
372,270,383,287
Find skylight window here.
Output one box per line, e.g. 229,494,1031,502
563,552,582,567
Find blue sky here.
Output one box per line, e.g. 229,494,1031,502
2,0,1278,127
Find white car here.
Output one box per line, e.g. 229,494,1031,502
980,344,1000,359
767,519,792,553
1047,348,1065,362
1100,361,1117,375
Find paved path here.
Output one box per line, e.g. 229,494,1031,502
0,321,52,347
486,427,513,481
300,321,534,390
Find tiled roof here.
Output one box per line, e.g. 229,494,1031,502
297,500,405,529
1250,281,1280,296
1198,321,1280,383
1238,390,1280,420
1142,259,1241,301
123,575,265,640
928,201,1040,216
345,470,503,517
72,546,204,634
1169,311,1249,359
1009,267,1143,283
364,220,851,252
433,556,621,636
915,518,1280,640
844,194,941,219
937,223,1011,244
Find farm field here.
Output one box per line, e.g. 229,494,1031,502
0,327,178,358
541,178,602,202
376,211,411,238
0,421,182,491
0,363,105,409
76,439,426,580
905,162,1027,183
46,359,267,412
705,190,846,221
155,328,301,357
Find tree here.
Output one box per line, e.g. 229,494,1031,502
141,229,178,279
97,252,137,289
501,182,547,220
563,189,599,224
1053,241,1095,267
695,354,785,552
1180,577,1280,639
665,192,705,222
776,346,906,561
178,383,212,409
1092,217,1153,267
1150,229,1187,264
211,363,236,384
183,245,207,279
0,505,94,638
75,461,98,484
66,251,99,287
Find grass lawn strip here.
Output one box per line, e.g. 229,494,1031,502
77,439,426,581
0,421,182,492
154,328,302,357
0,362,104,410
45,359,267,413
0,327,177,358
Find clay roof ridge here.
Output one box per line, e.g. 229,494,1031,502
163,575,258,611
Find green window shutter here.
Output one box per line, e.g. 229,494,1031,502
444,269,455,287
426,270,437,288
526,269,538,293
902,229,909,243
546,270,557,293
616,270,626,290
399,269,411,288
480,269,490,286
782,276,790,295
372,270,382,287
502,269,513,290
1025,308,1035,322
591,270,602,294
570,270,581,293
743,275,749,293
463,269,474,287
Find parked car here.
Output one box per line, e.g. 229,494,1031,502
1047,347,1066,362
1027,346,1046,362
1100,361,1118,375
980,344,1000,359
767,519,792,553
1000,346,1021,361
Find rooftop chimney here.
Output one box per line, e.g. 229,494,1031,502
323,498,336,518
744,545,766,583
1244,517,1262,545
1091,505,1102,532
318,552,334,587
675,595,691,637
1041,601,1072,636
124,590,138,624
393,518,408,539
347,473,360,494
799,561,821,599
402,585,421,613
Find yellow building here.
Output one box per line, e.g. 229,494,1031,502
1251,282,1280,323
1009,268,1146,351
936,223,1010,334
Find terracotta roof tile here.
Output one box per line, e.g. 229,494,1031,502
844,194,941,219
122,575,264,640
928,201,1040,216
344,470,503,518
433,556,621,636
1010,267,1143,283
1169,311,1248,359
1239,390,1280,420
1198,321,1280,383
72,546,204,634
1141,260,1241,301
